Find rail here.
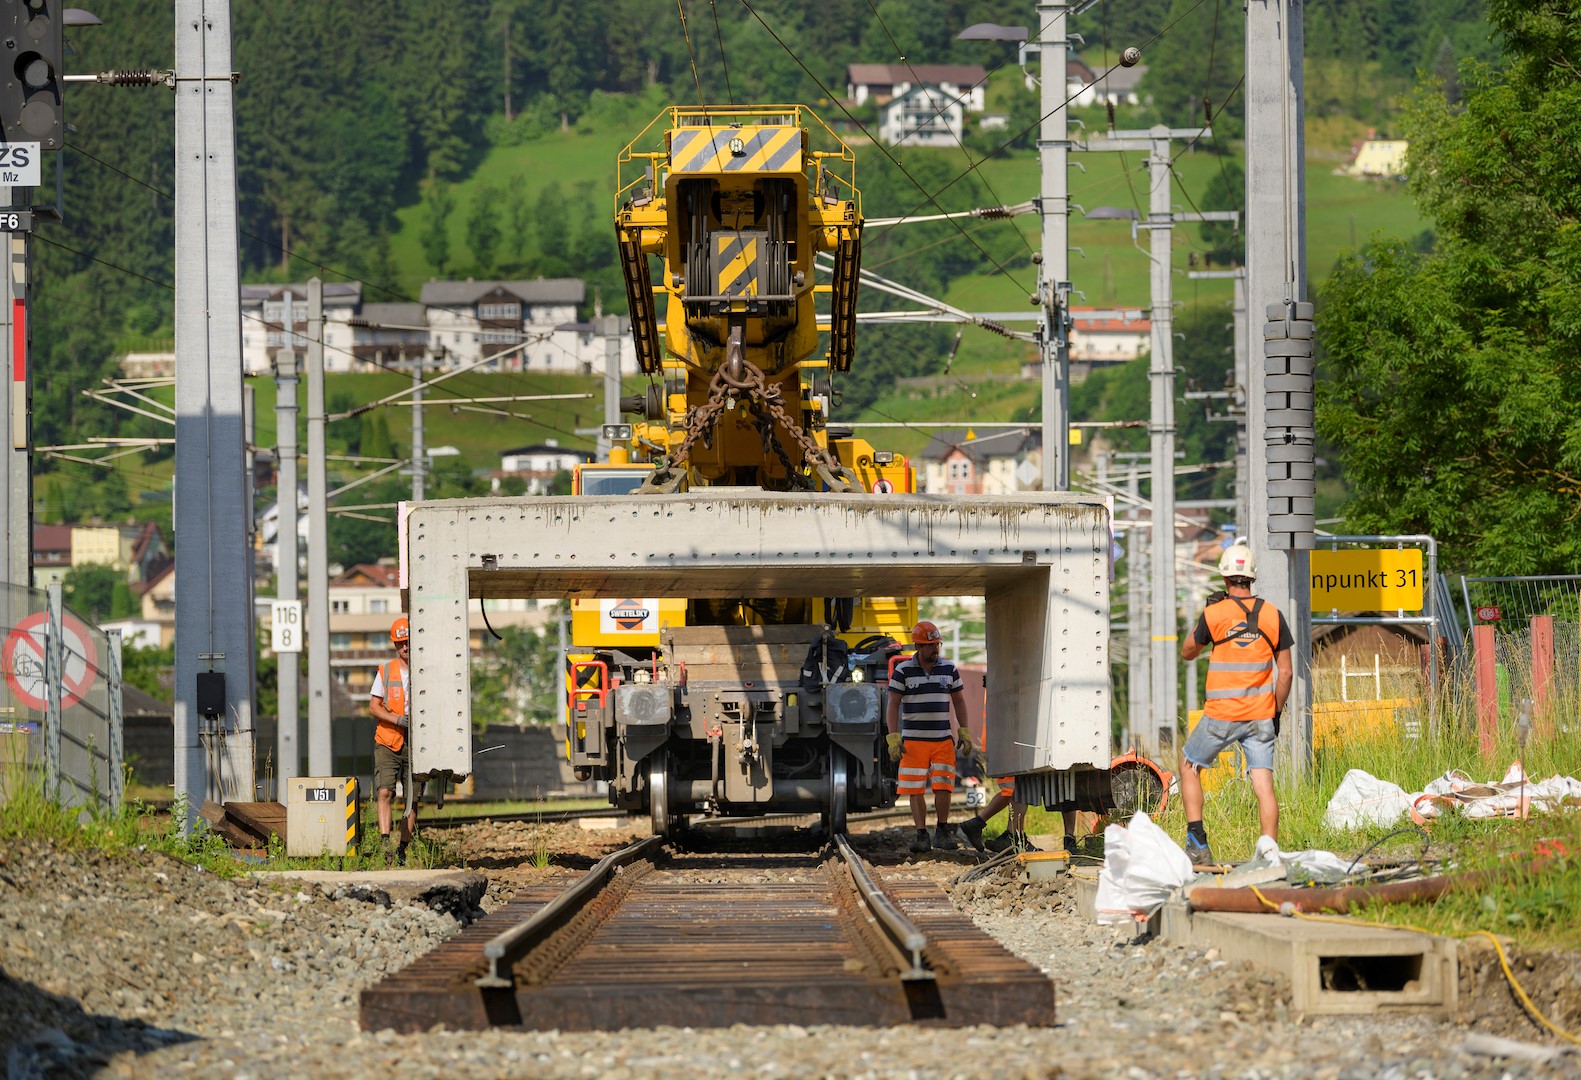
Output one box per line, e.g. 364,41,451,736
833,833,932,982
475,834,665,989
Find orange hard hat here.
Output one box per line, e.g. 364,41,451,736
390,616,409,643
911,620,941,645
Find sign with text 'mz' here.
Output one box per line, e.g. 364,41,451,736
1310,548,1425,612
0,144,40,187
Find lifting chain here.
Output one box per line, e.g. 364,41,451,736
638,358,859,494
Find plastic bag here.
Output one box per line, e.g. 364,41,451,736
1094,812,1193,925
1323,768,1413,830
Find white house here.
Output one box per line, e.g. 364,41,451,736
234,278,639,379
497,441,593,494
847,63,987,112
1064,58,1148,107
1346,139,1408,179
917,428,1042,495
1069,308,1151,364
879,85,967,147
240,282,364,375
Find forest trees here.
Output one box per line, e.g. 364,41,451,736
1315,0,1581,574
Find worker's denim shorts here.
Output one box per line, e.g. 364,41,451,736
1183,717,1277,772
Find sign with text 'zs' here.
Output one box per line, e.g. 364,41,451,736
1310,548,1425,612
271,600,303,653
0,144,40,187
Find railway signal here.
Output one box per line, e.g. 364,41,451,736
0,0,66,149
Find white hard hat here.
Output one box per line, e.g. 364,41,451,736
1217,542,1256,581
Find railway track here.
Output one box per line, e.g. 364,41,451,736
360,835,1054,1031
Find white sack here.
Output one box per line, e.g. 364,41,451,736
1094,812,1193,925
1323,768,1414,830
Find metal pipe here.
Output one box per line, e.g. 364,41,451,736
1187,869,1496,914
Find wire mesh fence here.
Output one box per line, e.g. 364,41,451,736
0,581,123,813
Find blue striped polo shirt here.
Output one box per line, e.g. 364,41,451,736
888,656,963,740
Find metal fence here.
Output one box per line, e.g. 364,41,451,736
1460,575,1581,629
0,581,123,813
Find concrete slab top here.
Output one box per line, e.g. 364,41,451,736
251,868,487,910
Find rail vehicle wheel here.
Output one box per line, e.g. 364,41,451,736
822,747,849,836
649,748,673,838
1109,758,1167,819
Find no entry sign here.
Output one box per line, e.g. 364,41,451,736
3,611,98,711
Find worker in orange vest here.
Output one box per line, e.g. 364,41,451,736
370,615,417,861
1178,542,1293,866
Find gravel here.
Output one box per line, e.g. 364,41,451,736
2,823,1576,1079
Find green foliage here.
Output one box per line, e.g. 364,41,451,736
1316,0,1581,574
466,181,505,274
471,614,565,728
122,643,174,703
1199,160,1244,267
420,181,455,274
62,563,122,622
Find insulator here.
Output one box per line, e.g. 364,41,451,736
977,319,1014,340
1120,47,1142,68
103,70,163,87
976,206,1012,219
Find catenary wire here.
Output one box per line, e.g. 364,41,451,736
62,142,605,414
865,0,1035,257
735,0,1033,296
58,144,598,447
676,0,708,108
707,0,736,105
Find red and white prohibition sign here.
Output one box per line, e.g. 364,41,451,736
3,611,98,711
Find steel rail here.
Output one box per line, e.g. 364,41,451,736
833,833,933,982
475,834,665,989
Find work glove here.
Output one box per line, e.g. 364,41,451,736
885,732,903,762
1205,589,1228,606
956,728,973,754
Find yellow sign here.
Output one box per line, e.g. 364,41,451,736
1309,548,1424,611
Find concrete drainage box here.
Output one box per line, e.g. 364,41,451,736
1162,908,1458,1018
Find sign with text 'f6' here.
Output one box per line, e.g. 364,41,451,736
1310,548,1425,612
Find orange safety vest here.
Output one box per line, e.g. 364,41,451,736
373,658,407,752
1202,596,1282,722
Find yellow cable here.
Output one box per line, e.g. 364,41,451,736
1243,884,1580,1045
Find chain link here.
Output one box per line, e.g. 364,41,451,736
637,359,858,494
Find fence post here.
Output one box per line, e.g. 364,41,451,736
1472,624,1498,756
108,630,124,814
44,584,64,802
1529,614,1554,737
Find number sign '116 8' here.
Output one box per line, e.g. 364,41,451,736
271,600,303,653
1309,548,1425,612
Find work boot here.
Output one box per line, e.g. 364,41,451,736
396,843,410,866
1062,835,1080,856
908,828,932,854
958,814,988,852
985,830,1031,854
1184,833,1216,868
933,825,959,851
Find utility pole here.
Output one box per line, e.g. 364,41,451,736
1245,0,1314,771
1036,0,1072,491
174,0,253,823
1144,129,1179,755
1117,454,1149,750
2,213,30,601
600,315,622,462
1076,125,1232,751
274,319,300,785
305,277,331,775
410,348,425,501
